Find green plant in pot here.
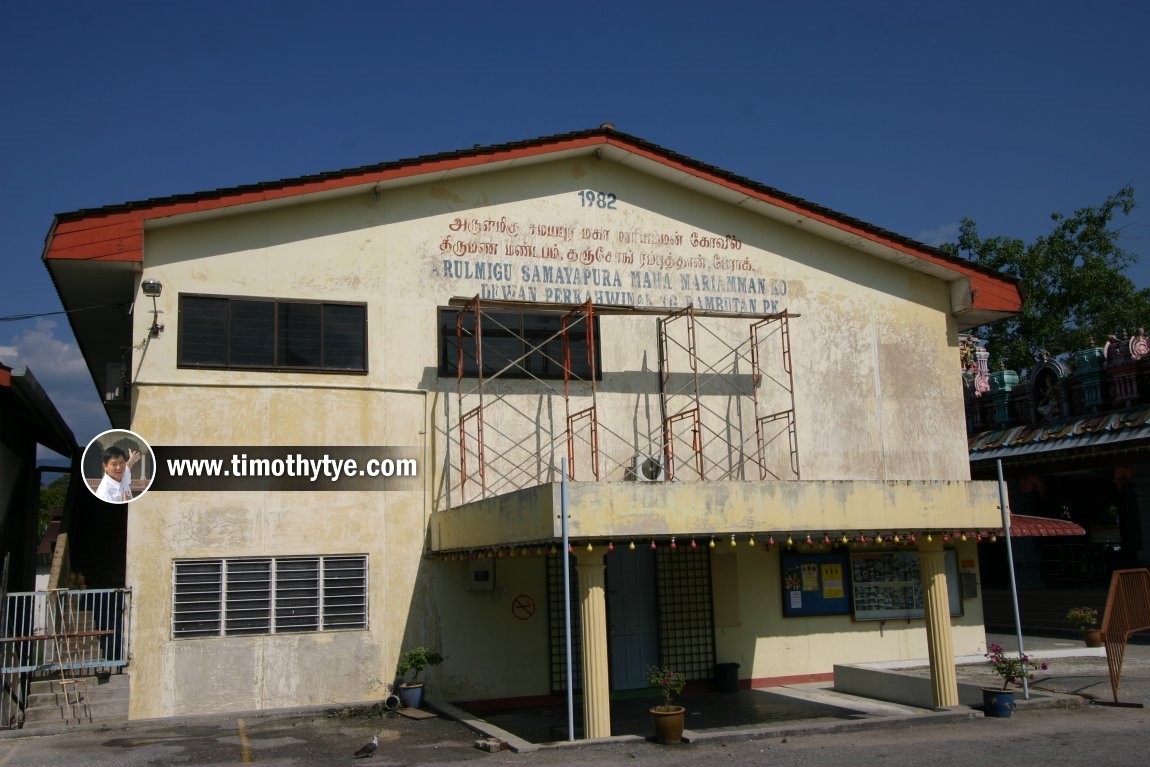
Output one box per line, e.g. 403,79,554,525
982,643,1048,718
647,665,686,744
1066,606,1102,647
395,646,444,709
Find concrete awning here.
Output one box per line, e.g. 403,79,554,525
432,479,1006,553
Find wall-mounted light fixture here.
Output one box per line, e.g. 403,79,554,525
141,279,165,337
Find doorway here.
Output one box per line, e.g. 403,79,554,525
606,547,659,689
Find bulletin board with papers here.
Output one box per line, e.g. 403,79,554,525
780,550,852,617
849,550,962,621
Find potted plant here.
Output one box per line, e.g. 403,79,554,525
647,665,686,744
982,643,1048,717
1066,606,1102,647
395,646,444,709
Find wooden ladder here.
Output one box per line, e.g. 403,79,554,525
47,589,91,724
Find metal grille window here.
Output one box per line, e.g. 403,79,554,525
547,553,583,693
655,547,715,681
173,555,368,638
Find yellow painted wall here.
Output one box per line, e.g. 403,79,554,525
428,554,553,700
711,543,986,683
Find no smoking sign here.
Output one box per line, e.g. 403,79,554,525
511,594,535,620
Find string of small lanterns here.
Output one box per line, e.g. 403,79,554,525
431,529,1002,561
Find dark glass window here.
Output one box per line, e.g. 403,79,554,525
179,297,229,365
178,295,366,373
438,308,599,380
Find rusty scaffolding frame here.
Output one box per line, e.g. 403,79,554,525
451,298,799,502
456,297,601,498
657,306,800,482
751,312,800,480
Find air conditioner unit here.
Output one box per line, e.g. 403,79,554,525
631,454,666,483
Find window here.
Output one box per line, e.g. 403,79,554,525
172,555,368,638
178,295,366,372
437,308,600,380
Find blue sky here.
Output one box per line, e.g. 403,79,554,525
2,0,1148,452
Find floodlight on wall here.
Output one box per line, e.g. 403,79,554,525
141,279,165,337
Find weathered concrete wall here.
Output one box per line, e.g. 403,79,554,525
126,154,982,714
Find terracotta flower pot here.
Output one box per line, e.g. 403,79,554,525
1083,628,1103,648
650,705,686,744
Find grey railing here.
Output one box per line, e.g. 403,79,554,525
0,589,132,674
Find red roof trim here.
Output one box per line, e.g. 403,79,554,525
42,128,1020,315
600,137,1019,314
1006,514,1086,537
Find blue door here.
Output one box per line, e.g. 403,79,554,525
607,547,659,689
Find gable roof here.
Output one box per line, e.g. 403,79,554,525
43,126,1020,321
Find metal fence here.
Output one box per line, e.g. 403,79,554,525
0,589,131,728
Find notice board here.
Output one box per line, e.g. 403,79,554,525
849,550,962,621
780,550,852,617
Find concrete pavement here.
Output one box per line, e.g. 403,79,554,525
0,632,1145,765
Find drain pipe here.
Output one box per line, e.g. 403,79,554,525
997,458,1029,700
561,458,574,741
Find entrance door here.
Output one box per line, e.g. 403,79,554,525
607,546,659,689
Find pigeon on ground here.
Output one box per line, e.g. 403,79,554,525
353,734,378,758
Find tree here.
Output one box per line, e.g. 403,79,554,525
38,475,68,538
943,185,1149,374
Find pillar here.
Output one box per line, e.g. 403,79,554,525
575,548,611,738
918,538,959,708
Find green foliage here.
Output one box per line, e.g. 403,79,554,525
647,665,685,710
1066,606,1100,631
943,186,1149,373
396,646,444,682
985,643,1048,691
38,476,68,538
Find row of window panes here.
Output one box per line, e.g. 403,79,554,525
177,295,600,380
179,296,366,372
437,308,599,380
172,556,367,638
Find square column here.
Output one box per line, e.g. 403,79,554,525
574,548,611,738
918,538,959,707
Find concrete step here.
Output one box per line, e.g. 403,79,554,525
26,686,128,708
22,698,129,727
21,673,130,729
28,673,128,696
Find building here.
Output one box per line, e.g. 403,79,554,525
42,128,1021,731
0,363,76,592
964,334,1150,632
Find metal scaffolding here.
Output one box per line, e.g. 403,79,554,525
455,297,601,499
751,312,800,480
450,298,799,503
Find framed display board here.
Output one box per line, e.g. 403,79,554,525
849,549,962,621
780,550,851,617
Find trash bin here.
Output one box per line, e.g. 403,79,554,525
715,662,740,694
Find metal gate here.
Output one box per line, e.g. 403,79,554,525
0,588,131,728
